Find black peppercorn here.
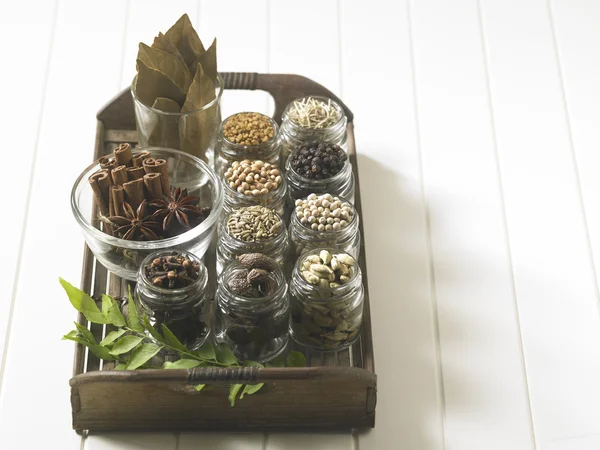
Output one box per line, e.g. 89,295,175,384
289,140,347,180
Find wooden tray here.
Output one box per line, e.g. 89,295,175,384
70,73,376,432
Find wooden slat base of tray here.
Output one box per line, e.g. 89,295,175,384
71,73,376,432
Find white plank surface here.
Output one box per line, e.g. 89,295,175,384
409,0,535,448
1,0,600,449
480,0,600,446
0,0,56,378
339,1,445,449
0,1,128,449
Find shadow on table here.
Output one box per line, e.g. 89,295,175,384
354,154,461,450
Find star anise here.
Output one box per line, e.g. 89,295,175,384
109,200,162,241
150,187,209,232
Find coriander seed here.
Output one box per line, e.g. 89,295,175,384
223,112,275,147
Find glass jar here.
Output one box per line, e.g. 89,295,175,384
222,173,287,217
215,261,289,362
216,211,289,274
289,248,364,351
285,155,355,203
214,113,280,176
289,196,360,258
134,250,211,351
131,75,223,163
279,96,348,161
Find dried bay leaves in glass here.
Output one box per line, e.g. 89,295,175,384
195,38,218,81
152,32,185,62
135,58,187,107
148,97,181,149
138,43,192,93
164,13,205,69
152,97,181,113
179,63,218,161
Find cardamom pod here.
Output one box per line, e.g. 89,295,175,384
309,264,333,277
335,254,355,266
319,250,332,265
302,270,320,285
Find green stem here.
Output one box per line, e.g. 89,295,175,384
123,327,234,367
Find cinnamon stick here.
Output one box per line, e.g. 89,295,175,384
143,158,170,197
132,150,151,167
114,143,133,167
111,185,126,217
123,178,145,211
127,166,145,181
111,165,128,186
99,156,116,184
143,173,163,200
88,170,111,216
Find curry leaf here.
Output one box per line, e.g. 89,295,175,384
126,343,163,370
59,278,108,324
99,329,127,346
109,335,144,356
229,383,243,407
127,285,144,332
160,324,187,352
215,343,238,366
102,294,126,327
286,351,307,367
142,315,163,342
163,359,203,369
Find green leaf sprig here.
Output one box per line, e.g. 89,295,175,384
59,278,306,406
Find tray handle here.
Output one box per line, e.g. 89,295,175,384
188,366,259,384
97,72,353,129
222,72,354,124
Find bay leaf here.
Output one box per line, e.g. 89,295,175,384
138,43,192,92
179,63,218,161
135,58,187,107
164,13,205,69
152,32,185,62
152,97,181,113
195,38,218,81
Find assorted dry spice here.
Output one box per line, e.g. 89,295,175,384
294,193,354,231
90,143,210,241
224,160,282,196
217,253,289,361
226,206,282,242
290,250,362,350
287,97,341,129
289,140,347,180
144,251,201,288
223,112,275,146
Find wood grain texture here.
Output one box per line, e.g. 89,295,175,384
480,0,600,444
340,1,445,449
410,0,535,448
71,368,375,431
0,0,57,375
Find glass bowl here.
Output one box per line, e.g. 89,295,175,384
71,147,223,281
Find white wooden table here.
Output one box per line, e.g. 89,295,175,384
2,0,600,448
